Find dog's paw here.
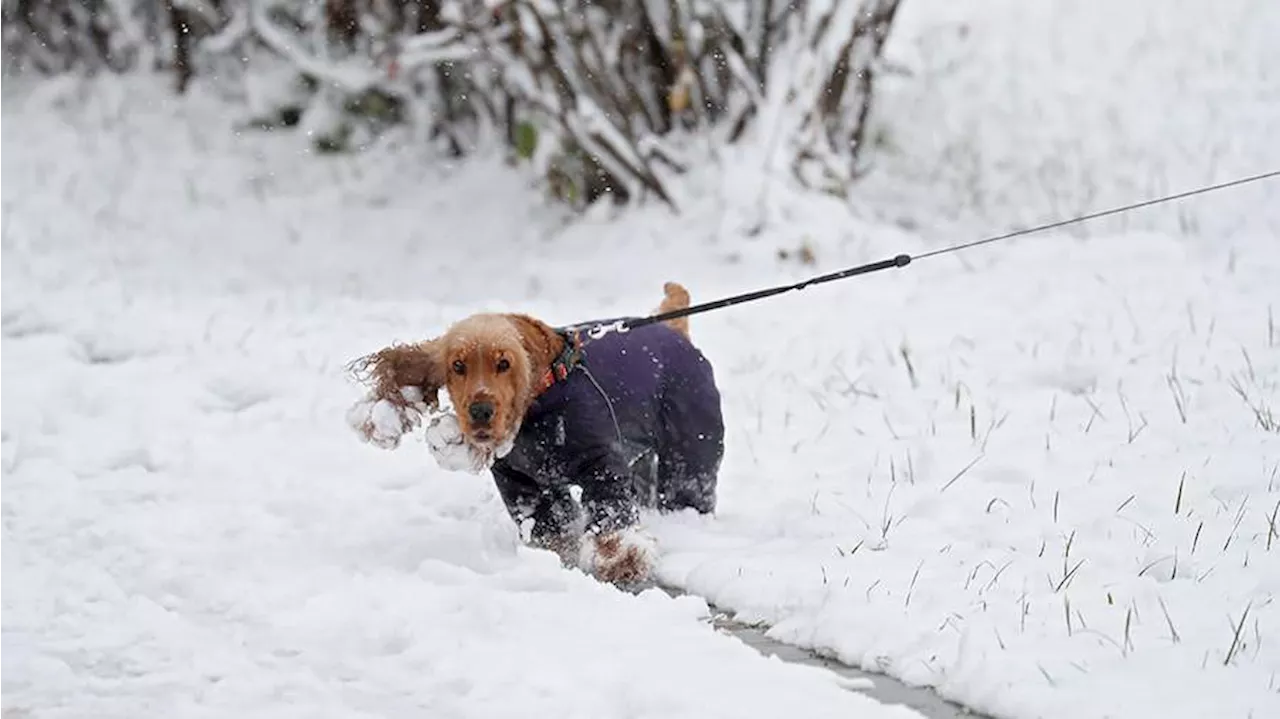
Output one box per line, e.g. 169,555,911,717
424,412,482,473
346,388,425,450
579,527,658,587
425,412,517,474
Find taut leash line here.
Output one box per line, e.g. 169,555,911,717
623,254,911,331
913,168,1280,261
582,169,1280,338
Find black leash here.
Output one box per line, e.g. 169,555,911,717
578,169,1279,338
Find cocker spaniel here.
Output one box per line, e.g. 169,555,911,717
347,282,724,587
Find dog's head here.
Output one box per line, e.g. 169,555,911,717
350,313,564,457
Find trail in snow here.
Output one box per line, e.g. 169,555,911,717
659,586,982,719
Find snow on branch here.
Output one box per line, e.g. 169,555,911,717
5,0,906,206
250,0,383,94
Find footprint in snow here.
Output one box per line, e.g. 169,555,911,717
202,377,276,413
1032,363,1098,395
104,446,163,474
70,332,145,365
1,306,57,339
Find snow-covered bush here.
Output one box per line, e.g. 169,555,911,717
1,0,224,91
3,0,904,208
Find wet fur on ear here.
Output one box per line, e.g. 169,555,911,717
347,340,445,409
504,313,564,379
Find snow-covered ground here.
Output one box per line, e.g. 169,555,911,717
0,83,929,719
4,1,1280,718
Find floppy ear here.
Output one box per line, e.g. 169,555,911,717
504,314,563,380
347,339,445,410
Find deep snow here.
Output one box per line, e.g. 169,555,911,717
5,0,1280,718
0,78,928,719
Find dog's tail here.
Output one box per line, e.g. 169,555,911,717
656,282,692,339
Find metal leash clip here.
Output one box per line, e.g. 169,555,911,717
587,319,630,340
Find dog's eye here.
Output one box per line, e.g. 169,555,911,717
452,360,466,375
496,358,511,373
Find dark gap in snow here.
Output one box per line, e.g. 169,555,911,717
657,586,986,719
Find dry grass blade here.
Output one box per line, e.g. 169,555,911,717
1228,374,1279,433
1157,595,1182,644
1224,602,1252,666
1267,500,1279,552
940,455,984,493
1055,559,1085,592
1123,606,1134,656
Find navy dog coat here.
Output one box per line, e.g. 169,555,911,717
490,319,724,542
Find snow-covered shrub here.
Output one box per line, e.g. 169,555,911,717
3,0,904,207
3,0,147,74
433,0,906,207
1,0,229,91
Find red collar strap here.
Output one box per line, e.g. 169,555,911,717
538,329,584,392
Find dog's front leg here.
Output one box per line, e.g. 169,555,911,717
490,464,589,563
531,532,583,568
574,463,658,586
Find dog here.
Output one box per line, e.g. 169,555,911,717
347,282,724,586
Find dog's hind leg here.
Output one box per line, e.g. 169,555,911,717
655,354,725,515
655,282,692,339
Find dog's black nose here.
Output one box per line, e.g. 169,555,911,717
468,401,495,426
